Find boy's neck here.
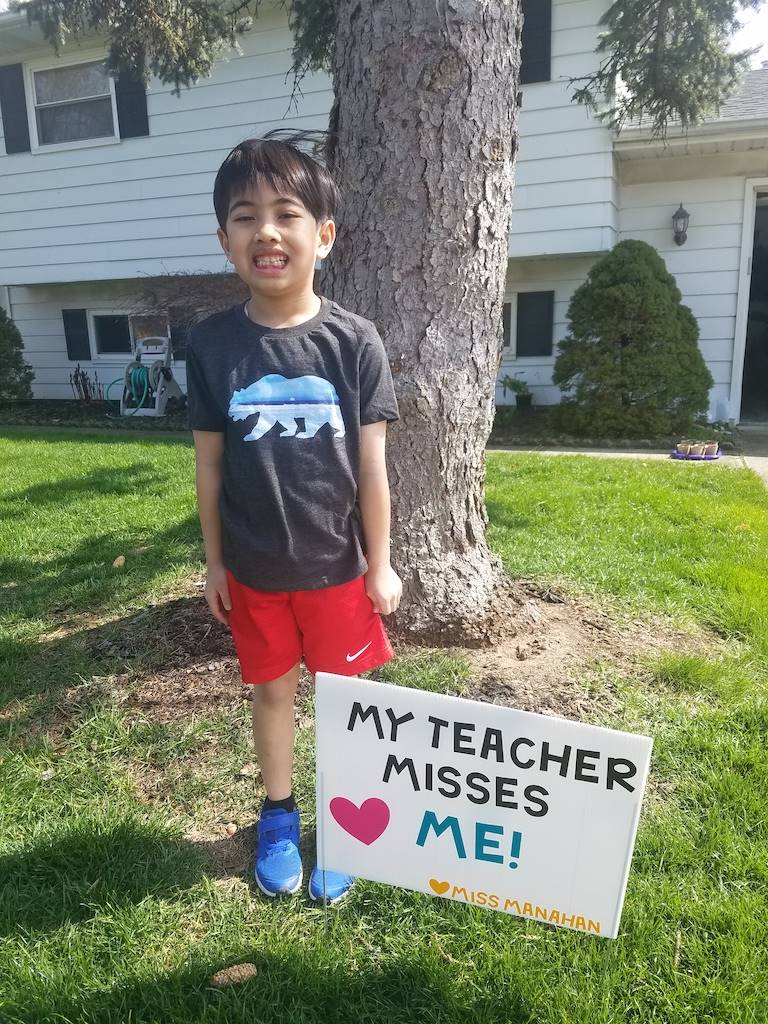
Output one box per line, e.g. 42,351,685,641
244,289,322,330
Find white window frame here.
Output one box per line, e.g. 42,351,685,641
87,310,173,362
501,291,556,363
24,50,121,154
501,294,518,360
88,309,132,362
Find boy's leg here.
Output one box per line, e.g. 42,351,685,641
249,664,303,897
250,662,301,800
224,570,305,896
293,576,393,904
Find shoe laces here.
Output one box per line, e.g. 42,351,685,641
258,810,298,848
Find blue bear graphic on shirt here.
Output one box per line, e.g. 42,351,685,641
229,373,346,441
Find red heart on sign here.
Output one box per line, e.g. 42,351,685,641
330,796,390,845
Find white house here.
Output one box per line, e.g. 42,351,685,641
1,0,766,422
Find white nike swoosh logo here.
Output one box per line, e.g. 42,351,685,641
346,641,373,662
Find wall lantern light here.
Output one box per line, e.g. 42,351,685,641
672,203,689,246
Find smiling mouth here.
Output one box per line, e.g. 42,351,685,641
253,256,289,268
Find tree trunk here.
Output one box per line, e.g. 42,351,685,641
321,0,522,638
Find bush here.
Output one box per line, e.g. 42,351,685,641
0,306,34,400
552,239,713,437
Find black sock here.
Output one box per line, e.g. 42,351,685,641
263,793,295,813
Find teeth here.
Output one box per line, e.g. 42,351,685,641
255,257,287,266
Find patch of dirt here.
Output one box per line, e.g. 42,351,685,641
455,579,709,721
36,576,715,739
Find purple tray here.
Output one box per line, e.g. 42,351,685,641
670,450,721,461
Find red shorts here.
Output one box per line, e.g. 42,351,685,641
225,570,394,684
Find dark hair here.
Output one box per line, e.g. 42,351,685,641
213,128,341,231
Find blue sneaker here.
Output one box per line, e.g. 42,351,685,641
308,866,355,904
254,807,303,896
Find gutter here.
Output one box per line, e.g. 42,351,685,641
613,117,768,151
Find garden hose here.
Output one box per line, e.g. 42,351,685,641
105,367,150,414
105,378,123,403
126,366,150,414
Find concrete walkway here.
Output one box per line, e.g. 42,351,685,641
489,423,768,489
739,424,768,487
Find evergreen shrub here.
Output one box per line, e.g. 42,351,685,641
552,240,713,437
0,307,34,400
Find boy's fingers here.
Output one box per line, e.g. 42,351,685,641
207,601,225,625
205,590,228,625
220,585,232,612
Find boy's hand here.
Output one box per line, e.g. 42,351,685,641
365,564,402,615
205,563,232,625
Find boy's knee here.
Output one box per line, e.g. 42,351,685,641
250,664,300,709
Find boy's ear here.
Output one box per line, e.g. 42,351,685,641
217,227,230,257
318,218,336,256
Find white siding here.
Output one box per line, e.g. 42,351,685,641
498,156,761,421
509,0,616,259
617,169,750,421
2,280,190,399
497,255,599,407
0,9,332,286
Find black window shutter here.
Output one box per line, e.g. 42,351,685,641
0,63,31,154
516,292,554,357
169,322,188,361
502,302,511,347
62,309,92,361
520,0,552,85
115,67,149,139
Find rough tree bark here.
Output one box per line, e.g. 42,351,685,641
320,0,522,637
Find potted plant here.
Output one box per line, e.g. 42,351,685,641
501,374,532,410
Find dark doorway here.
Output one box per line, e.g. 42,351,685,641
741,198,768,421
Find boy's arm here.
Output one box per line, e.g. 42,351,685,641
359,421,402,615
192,429,231,624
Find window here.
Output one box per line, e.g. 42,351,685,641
520,0,552,85
169,323,189,361
32,59,116,146
502,292,555,357
64,307,177,360
1,55,148,156
93,314,132,355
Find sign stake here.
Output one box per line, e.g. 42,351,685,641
318,768,330,934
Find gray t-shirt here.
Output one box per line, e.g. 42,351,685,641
185,294,399,591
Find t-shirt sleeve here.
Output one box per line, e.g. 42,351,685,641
359,323,399,425
185,340,227,432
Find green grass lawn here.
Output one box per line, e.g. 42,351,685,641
1,430,767,1024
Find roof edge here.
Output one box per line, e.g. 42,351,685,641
614,116,768,147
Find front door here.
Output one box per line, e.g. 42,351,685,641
741,199,768,421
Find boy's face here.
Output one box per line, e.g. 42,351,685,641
217,179,335,297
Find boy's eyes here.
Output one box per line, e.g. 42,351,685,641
235,214,298,221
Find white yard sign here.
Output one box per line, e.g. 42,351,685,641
315,673,652,939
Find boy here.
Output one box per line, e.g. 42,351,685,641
185,128,402,905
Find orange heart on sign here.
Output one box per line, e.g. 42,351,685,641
429,879,450,896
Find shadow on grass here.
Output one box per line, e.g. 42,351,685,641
9,917,533,1024
0,463,168,521
15,952,532,1024
0,591,233,710
0,817,208,938
0,491,213,709
0,512,201,619
1,819,532,1023
484,498,532,532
